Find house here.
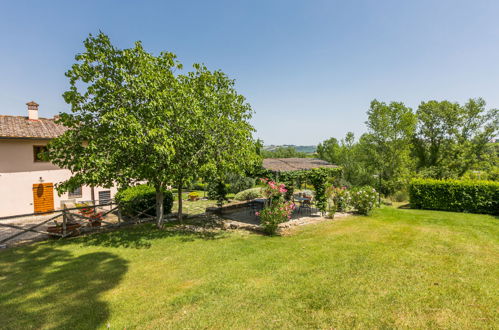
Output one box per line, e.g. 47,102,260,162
0,101,117,217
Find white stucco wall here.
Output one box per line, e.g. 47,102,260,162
0,139,117,217
0,169,117,217
0,139,59,173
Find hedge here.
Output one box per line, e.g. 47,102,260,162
115,184,173,218
409,179,499,215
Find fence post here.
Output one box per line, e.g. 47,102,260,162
117,203,122,225
62,209,67,237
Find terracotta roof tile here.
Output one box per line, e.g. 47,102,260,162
0,115,67,139
262,158,338,172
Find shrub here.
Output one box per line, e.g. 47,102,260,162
115,185,173,218
409,179,499,215
391,190,409,202
234,187,263,201
258,201,295,235
207,181,229,207
190,182,206,191
351,186,378,215
326,186,351,212
225,173,255,194
188,191,200,199
260,178,287,205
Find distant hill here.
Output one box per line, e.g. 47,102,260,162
263,145,317,154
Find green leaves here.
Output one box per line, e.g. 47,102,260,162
413,98,498,179
409,179,499,215
49,32,258,224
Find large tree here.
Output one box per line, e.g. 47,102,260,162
316,137,340,164
413,98,498,178
49,32,258,227
361,100,416,195
317,132,372,187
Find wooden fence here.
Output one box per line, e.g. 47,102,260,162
0,200,158,247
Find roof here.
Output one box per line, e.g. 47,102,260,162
262,158,339,172
0,115,67,139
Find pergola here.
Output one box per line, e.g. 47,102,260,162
261,158,342,213
262,158,339,173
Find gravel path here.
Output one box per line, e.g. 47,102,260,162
0,213,59,247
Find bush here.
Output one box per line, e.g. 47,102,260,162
409,179,499,215
190,182,206,191
326,186,351,212
391,190,409,202
188,191,200,200
351,186,378,215
225,173,255,194
207,181,229,207
234,187,263,201
115,185,173,218
258,201,295,235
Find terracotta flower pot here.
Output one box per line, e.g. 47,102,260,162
90,220,101,227
47,223,81,236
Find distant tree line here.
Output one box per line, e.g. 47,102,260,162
317,98,498,196
261,146,310,158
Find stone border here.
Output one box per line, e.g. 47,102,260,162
221,212,352,234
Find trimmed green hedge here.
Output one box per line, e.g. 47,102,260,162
409,179,499,215
115,185,173,218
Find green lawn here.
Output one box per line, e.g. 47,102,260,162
171,190,236,215
0,207,498,329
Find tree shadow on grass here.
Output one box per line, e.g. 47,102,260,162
0,244,127,329
76,223,227,249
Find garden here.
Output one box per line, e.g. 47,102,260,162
3,31,496,329
1,205,497,329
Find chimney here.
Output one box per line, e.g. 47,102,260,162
26,101,39,120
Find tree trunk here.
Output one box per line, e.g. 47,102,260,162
156,188,164,229
177,183,183,223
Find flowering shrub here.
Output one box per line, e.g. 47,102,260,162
260,178,287,205
327,186,351,212
351,186,378,215
257,201,295,235
257,178,295,235
76,202,103,225
188,191,200,200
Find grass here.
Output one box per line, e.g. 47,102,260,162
0,206,498,329
172,190,237,215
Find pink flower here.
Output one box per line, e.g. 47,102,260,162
279,187,287,193
255,212,260,216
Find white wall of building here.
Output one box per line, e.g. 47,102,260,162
0,139,59,173
0,139,117,217
0,169,117,217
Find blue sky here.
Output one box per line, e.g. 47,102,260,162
1,0,498,145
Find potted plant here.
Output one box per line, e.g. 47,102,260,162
188,191,200,201
88,212,103,227
47,221,82,236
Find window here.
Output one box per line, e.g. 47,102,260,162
33,145,49,162
98,190,111,204
68,186,82,198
